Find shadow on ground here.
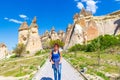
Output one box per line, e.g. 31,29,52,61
40,77,53,80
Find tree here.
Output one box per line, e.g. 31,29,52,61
13,43,25,57
49,39,65,48
97,36,101,66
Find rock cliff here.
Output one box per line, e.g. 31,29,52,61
18,9,120,50
64,9,120,49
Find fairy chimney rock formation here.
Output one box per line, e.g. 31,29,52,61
18,10,120,50
18,22,29,45
18,17,42,54
26,17,42,53
0,43,8,59
58,30,65,41
50,27,60,40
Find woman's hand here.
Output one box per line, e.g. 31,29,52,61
51,61,54,64
59,61,62,64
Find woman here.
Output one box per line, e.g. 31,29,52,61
50,43,62,80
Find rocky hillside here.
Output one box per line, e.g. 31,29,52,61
64,8,120,49
17,9,120,51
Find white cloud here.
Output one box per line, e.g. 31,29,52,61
81,0,87,2
77,2,84,9
76,0,98,14
9,19,22,24
4,17,8,20
74,0,79,2
115,0,120,1
4,17,22,24
86,0,98,14
19,14,28,20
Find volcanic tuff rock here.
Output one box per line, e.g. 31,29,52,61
18,22,29,45
58,30,65,41
63,24,74,50
18,9,120,50
41,27,65,49
50,27,60,40
64,8,120,49
18,17,42,54
0,43,8,59
26,17,42,53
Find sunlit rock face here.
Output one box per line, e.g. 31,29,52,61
0,43,8,59
96,18,120,35
63,24,73,50
64,9,120,49
41,30,51,49
18,9,120,50
18,22,29,45
18,17,42,54
58,30,65,41
68,24,84,48
50,27,60,40
86,19,99,41
41,27,66,49
26,17,42,54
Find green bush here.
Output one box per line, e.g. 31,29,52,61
29,65,35,69
10,54,17,58
68,44,86,52
13,43,26,57
68,35,120,52
49,39,65,48
99,35,119,49
26,51,30,54
96,72,109,80
44,49,50,53
35,50,43,56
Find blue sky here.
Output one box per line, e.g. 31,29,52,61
0,0,120,50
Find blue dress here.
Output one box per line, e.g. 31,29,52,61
51,50,62,80
52,50,60,69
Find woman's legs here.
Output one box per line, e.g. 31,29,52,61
52,64,62,80
58,64,62,80
52,64,57,80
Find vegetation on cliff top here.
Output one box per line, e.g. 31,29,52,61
69,35,120,52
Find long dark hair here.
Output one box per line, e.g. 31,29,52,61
54,43,59,48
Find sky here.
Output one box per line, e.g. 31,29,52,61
0,0,120,50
